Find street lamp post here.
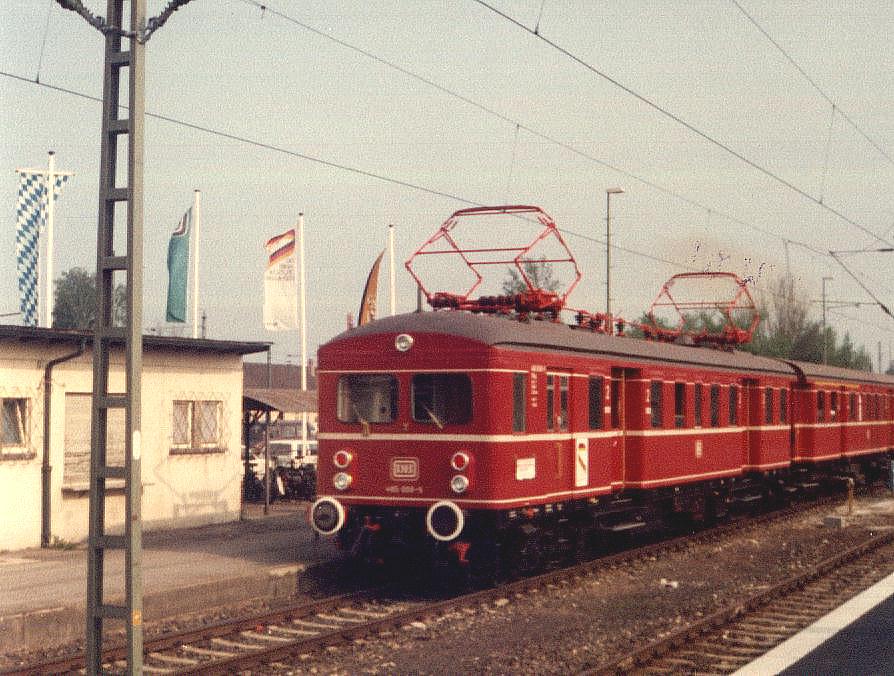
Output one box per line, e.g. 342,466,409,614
822,276,832,364
605,188,624,316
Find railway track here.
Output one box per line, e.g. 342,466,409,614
590,529,894,675
10,494,861,675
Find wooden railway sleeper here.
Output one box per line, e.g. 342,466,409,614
240,630,295,643
179,644,234,658
147,652,198,666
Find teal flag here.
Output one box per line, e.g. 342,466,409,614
166,208,191,322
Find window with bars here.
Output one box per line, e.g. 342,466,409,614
1,398,31,458
171,400,224,454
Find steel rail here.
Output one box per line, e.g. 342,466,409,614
11,491,858,674
588,530,894,675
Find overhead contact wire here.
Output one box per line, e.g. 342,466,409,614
471,0,894,250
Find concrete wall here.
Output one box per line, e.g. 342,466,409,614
0,343,245,551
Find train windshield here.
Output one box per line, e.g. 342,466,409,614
336,374,397,424
411,373,472,427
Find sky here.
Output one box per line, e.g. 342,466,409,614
1,0,892,367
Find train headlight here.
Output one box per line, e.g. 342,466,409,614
333,472,353,491
394,333,414,352
450,474,469,494
334,449,353,469
450,451,470,472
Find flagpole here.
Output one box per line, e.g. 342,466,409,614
389,223,396,316
192,189,201,339
298,213,308,460
45,151,55,327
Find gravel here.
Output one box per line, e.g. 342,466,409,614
275,494,894,675
5,495,893,674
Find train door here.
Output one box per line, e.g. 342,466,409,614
611,366,640,487
545,370,572,484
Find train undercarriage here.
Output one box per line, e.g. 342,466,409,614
332,451,893,584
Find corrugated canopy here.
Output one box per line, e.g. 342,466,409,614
243,387,317,413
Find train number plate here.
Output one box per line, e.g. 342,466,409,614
390,457,419,481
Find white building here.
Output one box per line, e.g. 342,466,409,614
0,325,267,551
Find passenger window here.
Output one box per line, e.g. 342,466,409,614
849,393,857,419
710,385,720,427
764,387,774,424
728,386,738,426
780,388,788,424
337,374,397,424
558,375,569,431
694,384,703,427
512,373,526,432
674,382,685,428
546,375,555,431
411,373,472,426
817,391,826,422
830,392,838,421
588,376,604,430
650,380,663,428
610,378,621,428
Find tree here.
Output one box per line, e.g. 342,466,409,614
741,276,871,370
501,258,561,295
53,267,126,329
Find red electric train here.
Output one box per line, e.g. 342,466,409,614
310,207,894,577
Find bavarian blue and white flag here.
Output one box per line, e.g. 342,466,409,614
15,172,70,326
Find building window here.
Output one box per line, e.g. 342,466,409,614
337,374,396,424
674,382,685,428
588,376,604,430
710,385,720,427
780,388,788,424
694,384,703,427
172,400,223,453
764,388,774,424
817,391,825,422
1,397,31,458
650,380,663,428
412,373,472,426
64,393,124,488
512,373,526,432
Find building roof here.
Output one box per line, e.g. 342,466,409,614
244,387,317,413
0,324,269,356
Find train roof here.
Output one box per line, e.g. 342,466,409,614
785,359,894,387
326,311,794,377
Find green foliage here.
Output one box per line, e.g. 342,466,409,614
49,535,78,550
739,276,872,370
53,267,126,329
501,258,561,295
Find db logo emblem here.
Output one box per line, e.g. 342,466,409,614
391,457,419,481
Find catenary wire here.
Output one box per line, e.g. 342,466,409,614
0,66,877,318
730,0,894,168
235,0,827,258
471,0,894,250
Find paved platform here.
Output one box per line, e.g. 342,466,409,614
0,501,339,655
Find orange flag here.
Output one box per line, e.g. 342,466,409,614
358,250,385,325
